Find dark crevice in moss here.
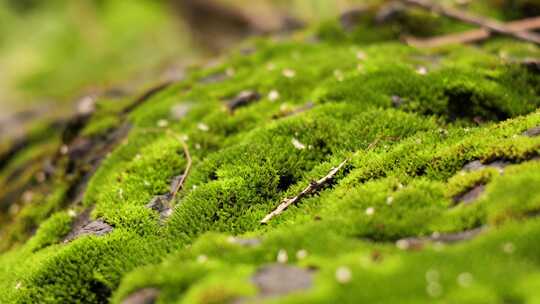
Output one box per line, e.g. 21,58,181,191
122,82,174,114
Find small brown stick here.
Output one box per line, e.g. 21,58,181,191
403,0,540,45
366,137,381,151
260,159,348,224
405,16,540,47
142,128,193,200
166,130,192,199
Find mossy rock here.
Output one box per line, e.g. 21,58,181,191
1,5,540,303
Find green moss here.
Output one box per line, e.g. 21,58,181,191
445,168,498,200
2,5,540,303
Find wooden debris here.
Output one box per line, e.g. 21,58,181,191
226,90,261,113
227,236,262,247
141,129,192,221
260,159,348,224
273,102,315,119
200,72,229,84
170,103,191,121
170,0,303,52
63,208,113,243
396,227,486,250
523,125,540,137
391,95,404,108
122,288,159,304
376,1,407,24
462,159,511,173
521,59,540,74
340,6,370,31
405,16,540,47
403,0,540,45
146,194,173,221
453,184,485,205
251,264,313,297
167,131,192,200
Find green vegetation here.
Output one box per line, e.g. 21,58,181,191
1,1,540,303
0,0,190,105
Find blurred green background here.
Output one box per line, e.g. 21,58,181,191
0,0,355,111
0,0,190,109
1,0,534,114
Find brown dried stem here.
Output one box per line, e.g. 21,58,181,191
403,0,540,45
260,159,348,224
167,131,192,199
405,16,540,47
142,128,192,200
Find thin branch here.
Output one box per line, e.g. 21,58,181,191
405,16,540,47
142,128,193,200
167,130,192,200
403,0,540,45
260,159,348,224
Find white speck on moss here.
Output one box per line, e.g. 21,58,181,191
268,90,280,101
15,282,22,290
277,249,288,263
266,62,276,71
396,239,410,250
296,249,308,260
197,123,209,132
36,171,46,183
282,69,296,78
157,119,169,128
77,96,95,115
195,143,202,150
171,104,191,120
226,67,235,77
60,145,69,155
365,207,375,216
426,281,442,298
143,180,150,187
416,66,428,75
335,266,352,284
502,242,515,254
334,69,344,82
292,138,306,150
67,209,77,218
197,255,208,264
22,191,33,203
425,269,440,283
356,51,367,60
386,196,394,205
457,272,473,287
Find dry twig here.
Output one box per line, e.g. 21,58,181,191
403,0,540,45
405,16,540,47
166,130,192,200
143,128,193,200
260,159,348,224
